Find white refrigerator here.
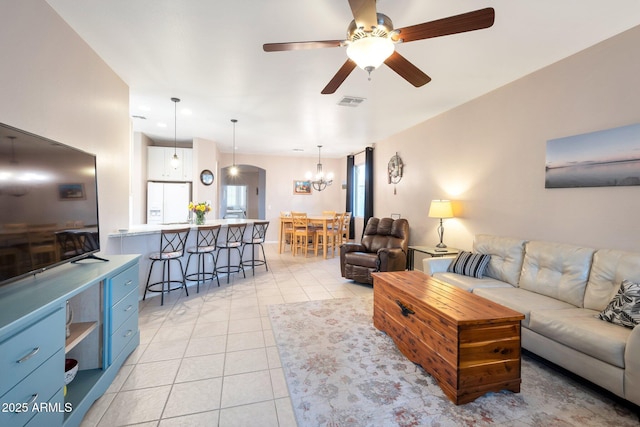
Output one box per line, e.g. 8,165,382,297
147,182,191,224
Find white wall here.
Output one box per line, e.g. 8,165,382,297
0,1,130,253
374,25,640,253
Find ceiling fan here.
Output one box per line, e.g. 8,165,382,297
263,0,495,94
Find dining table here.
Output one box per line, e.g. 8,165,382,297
278,214,335,258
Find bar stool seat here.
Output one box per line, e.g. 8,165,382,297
144,227,190,305
185,225,221,292
241,221,269,275
216,223,247,284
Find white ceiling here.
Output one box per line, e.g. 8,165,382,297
45,0,640,158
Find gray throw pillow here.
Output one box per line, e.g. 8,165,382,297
597,280,640,328
447,251,491,279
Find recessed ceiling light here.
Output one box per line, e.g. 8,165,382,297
157,122,167,128
138,105,151,111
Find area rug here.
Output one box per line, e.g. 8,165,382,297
268,296,639,427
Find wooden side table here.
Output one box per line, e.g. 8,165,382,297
407,246,459,270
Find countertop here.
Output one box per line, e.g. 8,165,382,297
107,218,258,237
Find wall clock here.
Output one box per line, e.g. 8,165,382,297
200,169,214,186
388,153,403,184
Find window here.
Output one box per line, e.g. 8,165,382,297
224,185,247,217
354,163,365,217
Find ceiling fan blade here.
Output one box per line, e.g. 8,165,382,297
263,40,343,52
321,59,357,94
348,0,378,29
384,51,431,87
393,7,495,43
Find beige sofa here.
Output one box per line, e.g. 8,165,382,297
423,234,640,407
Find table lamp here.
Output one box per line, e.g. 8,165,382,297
428,200,454,248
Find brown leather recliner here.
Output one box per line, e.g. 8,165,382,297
340,217,409,284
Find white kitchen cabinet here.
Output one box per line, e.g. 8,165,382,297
147,146,192,181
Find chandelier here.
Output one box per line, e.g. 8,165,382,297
306,145,333,192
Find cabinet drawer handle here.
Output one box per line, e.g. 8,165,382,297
124,280,133,287
17,347,40,364
124,330,133,338
124,304,133,312
25,393,39,407
395,300,415,317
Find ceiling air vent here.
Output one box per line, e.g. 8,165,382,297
337,96,365,107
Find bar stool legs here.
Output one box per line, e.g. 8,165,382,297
241,221,269,275
216,223,247,284
185,225,221,292
143,228,190,306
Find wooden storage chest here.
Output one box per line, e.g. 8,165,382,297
372,271,525,404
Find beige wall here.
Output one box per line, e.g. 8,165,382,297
0,1,131,253
374,25,640,253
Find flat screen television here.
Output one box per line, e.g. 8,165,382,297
0,122,100,286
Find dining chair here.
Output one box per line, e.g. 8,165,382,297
315,213,341,258
143,227,191,305
185,224,221,292
280,211,294,253
340,211,352,244
291,212,314,257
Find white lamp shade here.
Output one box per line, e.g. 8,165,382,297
428,200,453,218
346,37,394,70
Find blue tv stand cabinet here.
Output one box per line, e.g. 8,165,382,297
0,255,140,427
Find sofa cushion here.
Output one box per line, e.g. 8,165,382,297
447,251,491,278
473,234,527,287
529,308,631,368
473,287,574,327
433,272,513,292
519,241,594,307
597,280,640,328
584,249,640,311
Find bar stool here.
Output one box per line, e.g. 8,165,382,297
185,225,221,292
241,221,269,275
143,227,190,305
216,223,247,284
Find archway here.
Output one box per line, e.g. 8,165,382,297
219,164,266,219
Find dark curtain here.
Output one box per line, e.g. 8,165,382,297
346,155,355,239
364,147,374,228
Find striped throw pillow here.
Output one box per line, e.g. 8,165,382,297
447,251,491,279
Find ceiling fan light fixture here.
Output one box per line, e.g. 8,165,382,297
346,36,394,72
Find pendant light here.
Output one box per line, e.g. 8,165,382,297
170,97,180,169
306,145,333,191
229,119,238,176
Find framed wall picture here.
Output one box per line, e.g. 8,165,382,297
545,123,640,188
58,183,86,200
293,180,311,195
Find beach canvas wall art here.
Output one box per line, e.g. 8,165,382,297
545,123,640,188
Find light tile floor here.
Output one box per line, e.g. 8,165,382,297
80,243,373,427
